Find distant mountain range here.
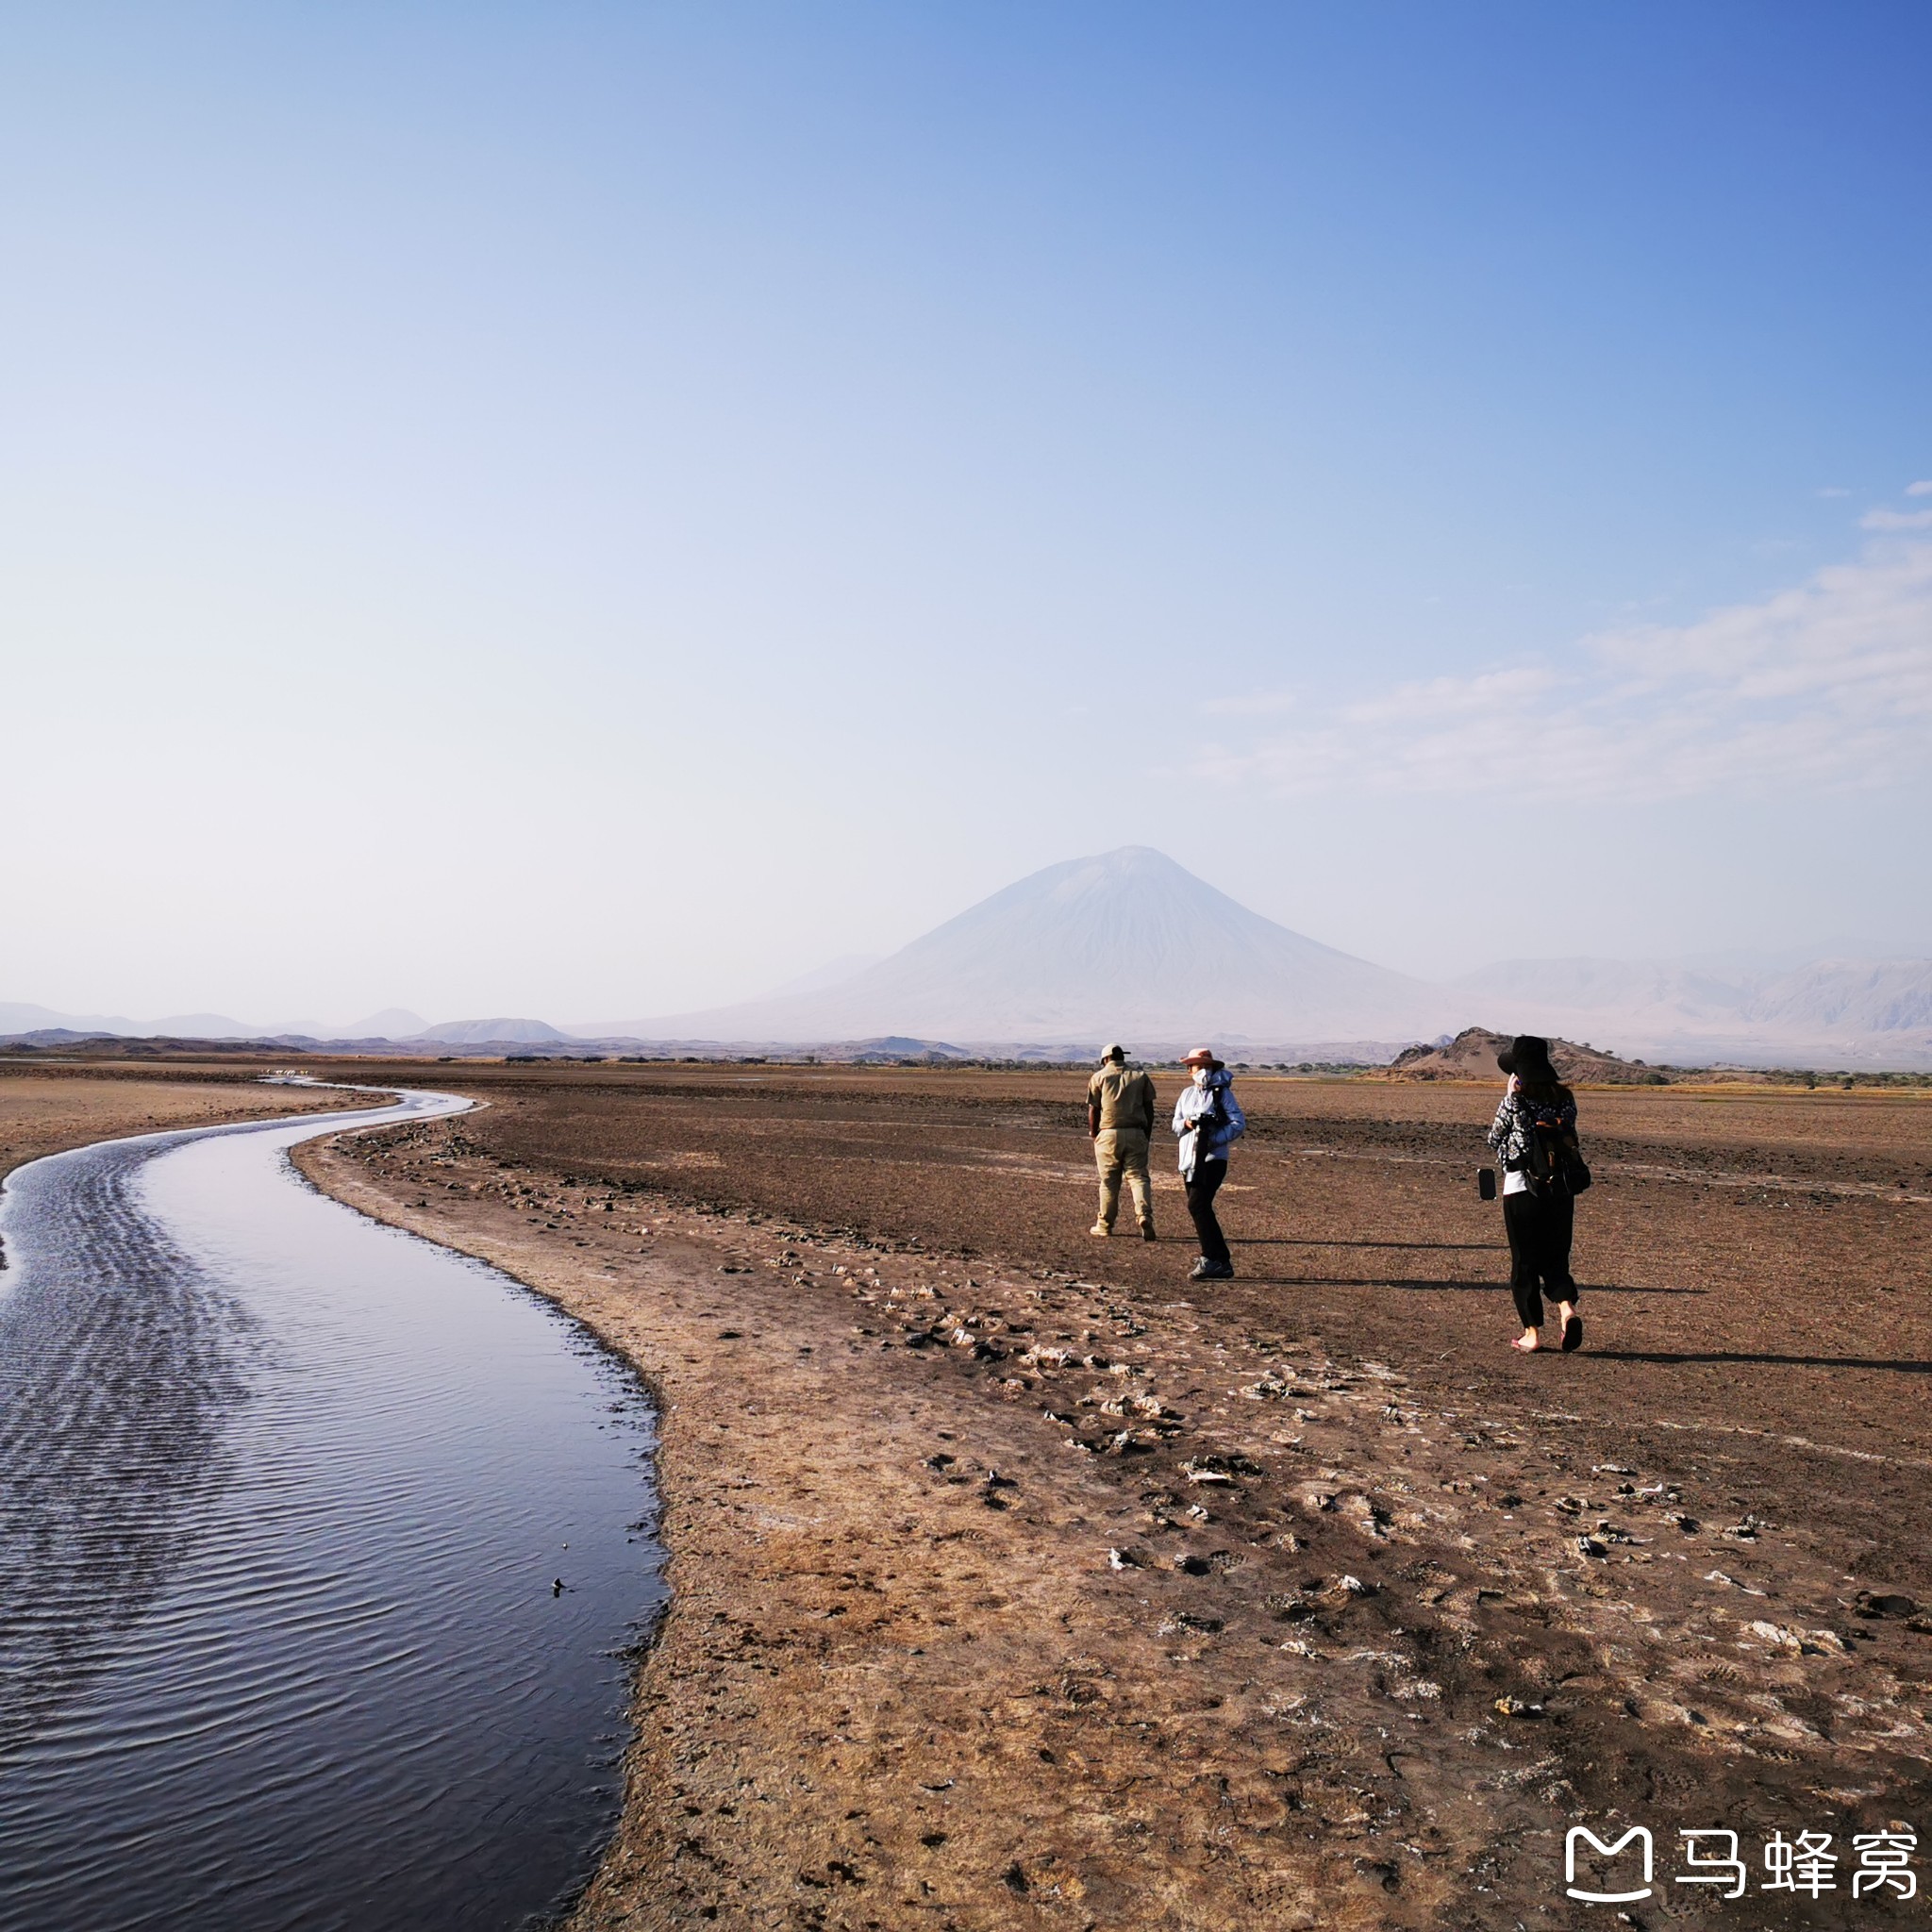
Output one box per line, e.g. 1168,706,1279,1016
0,1003,436,1043
1443,954,1932,1067
8,848,1931,1068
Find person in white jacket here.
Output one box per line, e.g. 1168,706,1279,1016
1171,1047,1245,1280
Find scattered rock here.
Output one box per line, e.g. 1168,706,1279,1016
1338,1492,1391,1539
1357,1857,1401,1893
1263,1591,1313,1622
1856,1591,1919,1620
1747,1620,1848,1657
1704,1570,1768,1596
1017,1344,1072,1369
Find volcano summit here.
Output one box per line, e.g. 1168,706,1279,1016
630,848,1451,1054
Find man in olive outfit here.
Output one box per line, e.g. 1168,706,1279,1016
1087,1044,1158,1240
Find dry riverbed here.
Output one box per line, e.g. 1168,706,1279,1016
293,1068,1932,1932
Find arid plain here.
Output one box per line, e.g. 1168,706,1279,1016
8,1058,1929,1928
290,1059,1930,1932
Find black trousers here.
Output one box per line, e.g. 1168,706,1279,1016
1503,1187,1576,1327
1186,1158,1230,1268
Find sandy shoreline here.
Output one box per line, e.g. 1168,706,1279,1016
294,1130,1467,1929
292,1073,1932,1931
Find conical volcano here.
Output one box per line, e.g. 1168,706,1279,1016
637,847,1448,1048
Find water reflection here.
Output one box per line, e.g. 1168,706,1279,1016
0,1092,663,1930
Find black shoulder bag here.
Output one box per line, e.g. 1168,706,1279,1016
1561,1142,1592,1195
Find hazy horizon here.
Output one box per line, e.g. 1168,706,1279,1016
11,843,1932,1044
4,6,1927,1021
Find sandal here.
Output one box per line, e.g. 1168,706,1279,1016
1509,1336,1540,1353
1561,1314,1583,1353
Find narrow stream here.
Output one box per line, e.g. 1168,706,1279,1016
0,1090,665,1930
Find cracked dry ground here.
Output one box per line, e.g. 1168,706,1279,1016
294,1066,1932,1931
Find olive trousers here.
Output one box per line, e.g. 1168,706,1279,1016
1092,1127,1155,1233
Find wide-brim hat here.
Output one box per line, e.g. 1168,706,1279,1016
1180,1046,1222,1069
1497,1034,1557,1080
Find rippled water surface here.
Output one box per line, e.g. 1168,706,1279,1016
0,1092,664,1930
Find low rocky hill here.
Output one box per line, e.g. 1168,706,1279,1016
1382,1026,1669,1084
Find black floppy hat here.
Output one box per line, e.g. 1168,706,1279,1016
1497,1034,1557,1080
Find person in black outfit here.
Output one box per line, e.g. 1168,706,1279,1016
1486,1034,1583,1353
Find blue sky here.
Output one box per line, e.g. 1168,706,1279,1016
4,4,1928,1024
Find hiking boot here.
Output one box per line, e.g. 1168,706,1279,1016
1089,1223,1112,1238
1140,1225,1158,1241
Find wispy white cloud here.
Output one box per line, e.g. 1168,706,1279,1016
1202,534,1932,801
1908,479,1932,497
1861,507,1932,531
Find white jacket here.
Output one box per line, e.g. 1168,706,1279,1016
1172,1071,1245,1177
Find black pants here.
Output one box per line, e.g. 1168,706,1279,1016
1186,1158,1230,1268
1503,1187,1576,1327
